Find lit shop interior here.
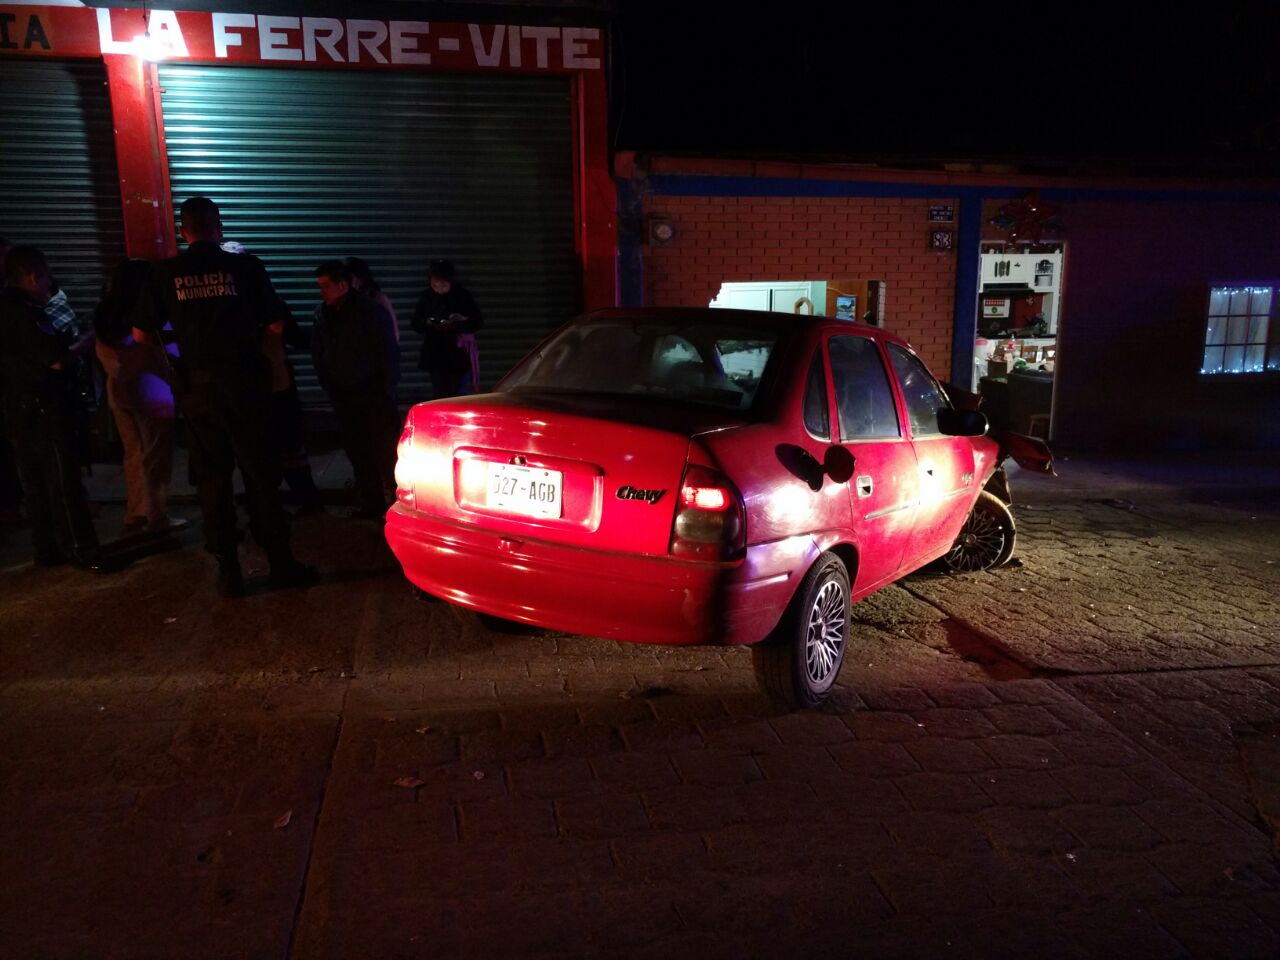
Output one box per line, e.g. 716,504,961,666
971,247,1063,438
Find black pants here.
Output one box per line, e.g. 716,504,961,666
331,387,398,512
426,363,472,400
268,384,320,506
5,399,98,563
180,381,291,564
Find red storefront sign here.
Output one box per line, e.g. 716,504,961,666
0,5,614,307
0,6,602,71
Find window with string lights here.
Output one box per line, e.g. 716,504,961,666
1201,285,1279,376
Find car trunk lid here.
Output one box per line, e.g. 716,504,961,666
401,391,742,555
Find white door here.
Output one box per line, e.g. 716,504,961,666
710,283,771,311
769,284,812,314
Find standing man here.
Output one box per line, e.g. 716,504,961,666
311,260,399,519
132,197,315,597
0,245,101,568
412,259,482,399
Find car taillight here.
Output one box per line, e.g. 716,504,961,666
394,417,416,506
670,465,744,561
681,484,729,511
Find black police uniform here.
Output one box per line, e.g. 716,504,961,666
133,240,301,577
0,286,100,565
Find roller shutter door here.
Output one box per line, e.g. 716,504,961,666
0,58,126,322
157,64,579,404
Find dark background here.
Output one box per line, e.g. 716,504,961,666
611,2,1280,174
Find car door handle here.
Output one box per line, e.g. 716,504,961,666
856,475,873,498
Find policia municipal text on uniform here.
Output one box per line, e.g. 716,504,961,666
132,197,317,598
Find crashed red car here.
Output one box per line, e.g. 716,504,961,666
386,308,1051,707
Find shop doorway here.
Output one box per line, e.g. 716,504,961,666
972,244,1066,439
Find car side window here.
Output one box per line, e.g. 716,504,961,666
802,350,829,439
828,335,901,440
887,343,949,437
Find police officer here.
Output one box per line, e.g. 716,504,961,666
0,245,102,568
132,197,316,598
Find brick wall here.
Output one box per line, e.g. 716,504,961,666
641,194,959,377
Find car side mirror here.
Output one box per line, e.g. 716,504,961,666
941,381,984,412
823,445,856,484
937,409,989,437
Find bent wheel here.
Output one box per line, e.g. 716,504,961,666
944,491,1016,572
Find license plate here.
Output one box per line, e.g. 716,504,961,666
486,463,563,519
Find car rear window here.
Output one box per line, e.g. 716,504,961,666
500,317,783,412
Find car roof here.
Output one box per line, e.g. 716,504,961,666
584,306,917,353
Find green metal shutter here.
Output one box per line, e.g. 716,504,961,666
0,59,126,323
157,65,579,404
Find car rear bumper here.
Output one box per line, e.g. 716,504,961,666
385,505,789,646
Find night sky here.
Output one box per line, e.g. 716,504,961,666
612,2,1280,173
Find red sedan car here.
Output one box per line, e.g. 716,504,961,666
386,308,1051,707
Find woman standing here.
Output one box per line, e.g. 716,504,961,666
411,259,482,399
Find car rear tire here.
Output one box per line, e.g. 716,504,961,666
752,552,850,709
943,491,1017,572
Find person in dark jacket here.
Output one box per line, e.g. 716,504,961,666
0,245,102,568
311,260,399,519
411,259,482,399
132,196,316,597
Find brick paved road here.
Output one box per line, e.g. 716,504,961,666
1,456,1277,958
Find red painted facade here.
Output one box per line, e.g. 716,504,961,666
0,3,616,308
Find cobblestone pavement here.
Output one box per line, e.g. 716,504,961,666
1,455,1278,959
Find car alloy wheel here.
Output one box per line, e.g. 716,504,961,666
945,490,1017,572
805,579,847,686
752,552,850,708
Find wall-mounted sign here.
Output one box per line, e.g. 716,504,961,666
928,204,954,223
0,6,603,71
928,229,954,251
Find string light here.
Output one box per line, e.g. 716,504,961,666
1211,286,1274,295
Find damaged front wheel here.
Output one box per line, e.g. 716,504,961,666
944,491,1016,572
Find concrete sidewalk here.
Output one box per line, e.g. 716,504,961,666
1,452,1277,958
